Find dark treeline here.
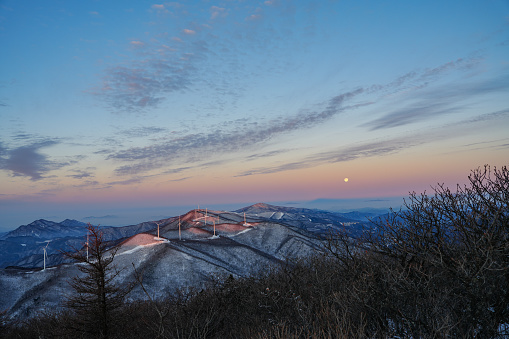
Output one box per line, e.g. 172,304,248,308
2,165,508,338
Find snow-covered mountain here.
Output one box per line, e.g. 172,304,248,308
1,219,88,240
0,219,159,269
0,203,379,319
236,202,368,235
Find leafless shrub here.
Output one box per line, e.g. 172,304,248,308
4,166,507,338
348,165,509,337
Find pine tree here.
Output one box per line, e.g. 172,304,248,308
64,224,132,339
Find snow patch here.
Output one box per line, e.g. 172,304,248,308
229,228,253,237
180,252,192,260
119,245,145,256
118,242,164,256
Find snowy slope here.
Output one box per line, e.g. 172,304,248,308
0,208,323,319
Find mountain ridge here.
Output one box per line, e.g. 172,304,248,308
1,219,88,240
0,204,332,319
0,202,383,269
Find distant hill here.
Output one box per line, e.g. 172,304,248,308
0,202,388,319
236,202,372,236
0,219,158,269
1,219,88,240
0,203,383,269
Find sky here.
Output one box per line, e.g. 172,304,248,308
1,1,508,231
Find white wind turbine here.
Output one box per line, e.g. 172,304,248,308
179,215,182,241
43,241,50,271
155,222,162,240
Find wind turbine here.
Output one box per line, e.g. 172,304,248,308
179,215,182,241
156,222,161,240
43,241,50,271
86,232,89,262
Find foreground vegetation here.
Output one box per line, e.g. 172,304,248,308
2,165,508,338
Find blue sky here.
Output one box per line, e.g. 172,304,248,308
1,1,508,231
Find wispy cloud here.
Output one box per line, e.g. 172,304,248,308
210,6,227,20
163,166,193,174
363,102,463,131
236,107,509,177
120,126,167,138
102,56,498,178
245,149,292,161
168,176,191,182
151,4,165,11
67,168,95,179
363,72,509,131
94,41,208,112
106,176,146,186
0,140,67,180
236,137,421,177
91,2,301,113
130,40,145,48
105,88,366,175
93,44,504,183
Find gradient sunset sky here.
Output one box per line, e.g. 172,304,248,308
1,1,508,230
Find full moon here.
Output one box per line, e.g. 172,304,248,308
344,178,349,182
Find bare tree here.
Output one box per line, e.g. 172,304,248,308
361,165,509,337
64,224,133,339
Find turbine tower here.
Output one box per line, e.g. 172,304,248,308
156,222,161,240
43,241,50,271
179,215,182,241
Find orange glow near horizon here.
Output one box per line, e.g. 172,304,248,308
1,139,504,211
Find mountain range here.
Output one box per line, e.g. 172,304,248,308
0,203,383,319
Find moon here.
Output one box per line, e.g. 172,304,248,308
344,178,349,182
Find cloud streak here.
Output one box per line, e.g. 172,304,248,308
0,140,66,180
102,56,503,179
236,137,421,177
94,42,207,112
120,126,167,138
363,102,463,131
236,107,509,177
105,88,367,175
91,1,316,113
364,72,509,131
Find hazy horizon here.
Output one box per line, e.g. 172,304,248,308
0,196,406,232
1,1,508,232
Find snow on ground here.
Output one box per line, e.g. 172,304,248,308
120,233,165,247
0,212,323,320
228,227,253,237
117,233,169,255
118,244,151,256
